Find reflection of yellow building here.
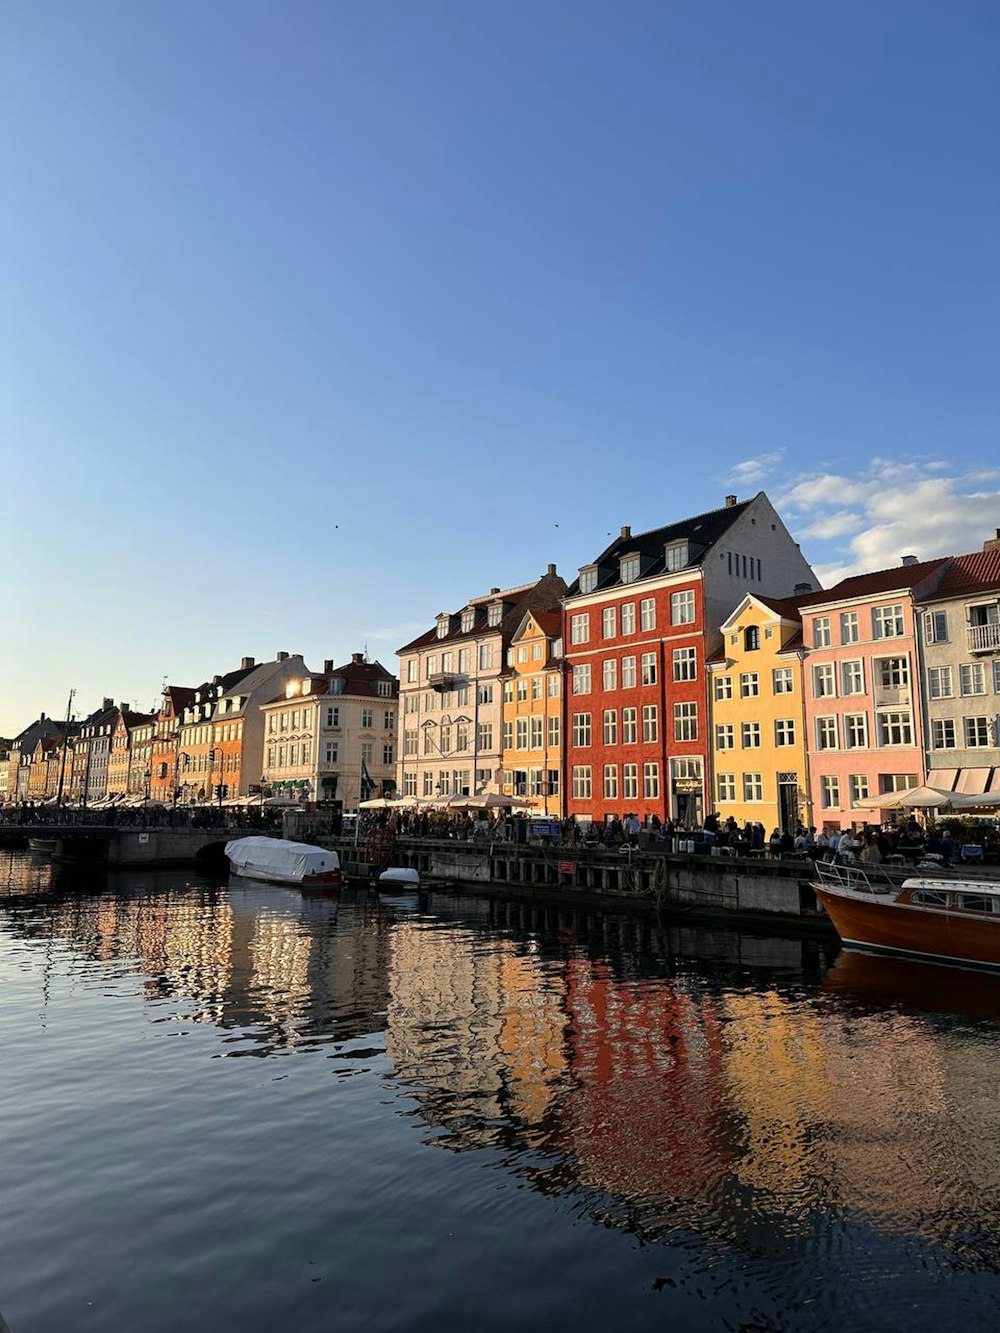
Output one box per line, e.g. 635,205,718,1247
500,610,564,815
708,595,811,834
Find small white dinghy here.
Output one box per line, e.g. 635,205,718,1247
226,836,342,889
377,867,420,887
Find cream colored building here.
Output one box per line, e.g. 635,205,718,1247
262,654,398,809
396,566,567,801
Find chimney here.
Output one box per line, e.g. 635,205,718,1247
102,697,113,711
546,563,557,576
983,528,1000,552
490,587,500,595
620,525,631,540
901,554,918,566
351,652,364,664
277,651,289,662
241,655,255,670
725,494,737,508
793,582,813,595
324,659,334,673
40,712,45,721
213,674,222,686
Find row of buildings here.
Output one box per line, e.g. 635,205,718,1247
5,489,1000,833
396,491,1000,832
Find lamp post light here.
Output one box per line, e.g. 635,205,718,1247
143,766,152,827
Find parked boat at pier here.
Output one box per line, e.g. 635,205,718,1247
812,863,1000,971
225,836,342,888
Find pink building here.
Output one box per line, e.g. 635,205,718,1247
799,558,949,829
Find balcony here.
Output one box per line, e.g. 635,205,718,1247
967,623,1000,653
875,686,910,707
427,672,459,692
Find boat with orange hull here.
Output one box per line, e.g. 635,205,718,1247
812,864,1000,971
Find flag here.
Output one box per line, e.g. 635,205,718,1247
360,758,376,801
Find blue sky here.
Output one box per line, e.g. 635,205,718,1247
4,1,998,733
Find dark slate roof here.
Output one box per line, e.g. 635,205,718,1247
797,558,949,609
328,658,399,699
398,570,568,653
564,498,754,597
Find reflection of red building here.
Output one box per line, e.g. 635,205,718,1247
558,956,731,1201
562,494,817,826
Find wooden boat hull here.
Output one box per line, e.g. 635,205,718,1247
814,883,1000,970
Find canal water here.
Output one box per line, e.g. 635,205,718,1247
1,850,999,1332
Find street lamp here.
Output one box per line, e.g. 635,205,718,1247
143,766,152,826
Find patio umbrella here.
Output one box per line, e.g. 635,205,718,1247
262,795,303,808
358,796,395,810
951,791,1000,812
853,785,955,811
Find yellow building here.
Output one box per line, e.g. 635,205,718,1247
708,594,811,834
500,609,564,816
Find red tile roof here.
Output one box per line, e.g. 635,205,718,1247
932,548,1000,599
797,558,949,608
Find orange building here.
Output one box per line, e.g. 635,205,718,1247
500,608,564,815
150,687,196,806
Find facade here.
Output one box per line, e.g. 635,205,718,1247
800,558,948,829
108,708,154,797
0,739,11,803
128,720,155,798
396,567,568,803
211,653,308,800
176,661,257,806
708,595,810,834
150,688,196,806
7,715,65,802
562,494,818,826
262,654,399,808
917,539,1000,797
499,609,564,815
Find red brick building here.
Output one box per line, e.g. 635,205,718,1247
561,493,817,827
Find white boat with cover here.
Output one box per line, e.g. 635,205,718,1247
225,836,342,888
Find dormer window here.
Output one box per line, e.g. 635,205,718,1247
579,566,598,594
436,615,449,639
620,553,640,583
302,679,311,694
487,602,503,628
461,609,475,633
664,540,689,572
743,626,760,652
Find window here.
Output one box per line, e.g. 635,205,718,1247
716,723,734,750
964,716,991,747
532,643,543,660
849,774,869,805
529,716,543,748
425,656,438,680
603,764,618,799
960,663,986,695
461,612,475,635
548,716,560,748
994,659,1000,693
642,762,660,799
516,679,529,702
602,607,616,638
928,666,953,699
503,680,514,703
423,772,434,797
672,647,695,682
602,709,617,744
931,719,956,749
571,766,592,799
841,660,864,695
439,726,452,755
911,889,948,907
517,646,528,663
775,719,796,747
813,664,836,698
959,894,996,914
873,604,905,639
641,704,658,742
812,616,831,648
478,684,493,704
743,625,760,652
531,678,542,701
674,702,698,741
717,773,736,802
361,708,374,728
671,590,695,625
620,602,636,635
404,772,417,797
382,743,394,765
924,610,948,643
502,721,512,750
383,709,394,730
547,674,560,698
456,721,470,752
740,672,759,698
547,769,559,796
621,656,637,688
478,643,493,670
816,717,838,750
741,720,761,748
602,659,617,690
844,713,869,748
840,611,859,644
773,667,794,694
572,664,591,695
641,652,658,685
361,742,373,763
487,603,503,628
640,598,656,631
327,707,340,727
570,613,590,645
877,711,914,747
579,568,598,594
876,656,910,688
881,774,917,794
714,675,733,701
572,713,592,747
622,763,638,799
406,660,418,683
513,718,528,751
622,707,637,743
743,772,763,802
403,731,417,757
620,554,640,583
820,775,840,809
664,540,688,571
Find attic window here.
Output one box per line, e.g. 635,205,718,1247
620,553,640,584
302,680,311,694
461,610,475,633
436,616,449,639
579,566,598,594
487,602,503,628
664,540,689,572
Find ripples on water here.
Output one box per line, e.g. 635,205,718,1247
1,849,999,1332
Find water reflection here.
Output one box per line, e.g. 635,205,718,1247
3,848,1000,1324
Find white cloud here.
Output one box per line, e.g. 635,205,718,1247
778,459,1000,584
725,449,785,486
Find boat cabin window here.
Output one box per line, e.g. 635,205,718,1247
911,889,948,907
958,894,995,913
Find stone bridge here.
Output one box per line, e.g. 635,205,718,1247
8,826,232,869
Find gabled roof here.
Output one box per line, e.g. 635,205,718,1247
930,548,1000,600
510,607,562,643
565,497,755,597
328,658,399,698
797,558,949,610
720,592,804,631
399,570,568,653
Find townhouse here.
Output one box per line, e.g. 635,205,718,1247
176,661,258,805
499,609,564,816
210,653,308,800
561,494,817,825
108,707,154,798
150,687,197,805
397,567,568,802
